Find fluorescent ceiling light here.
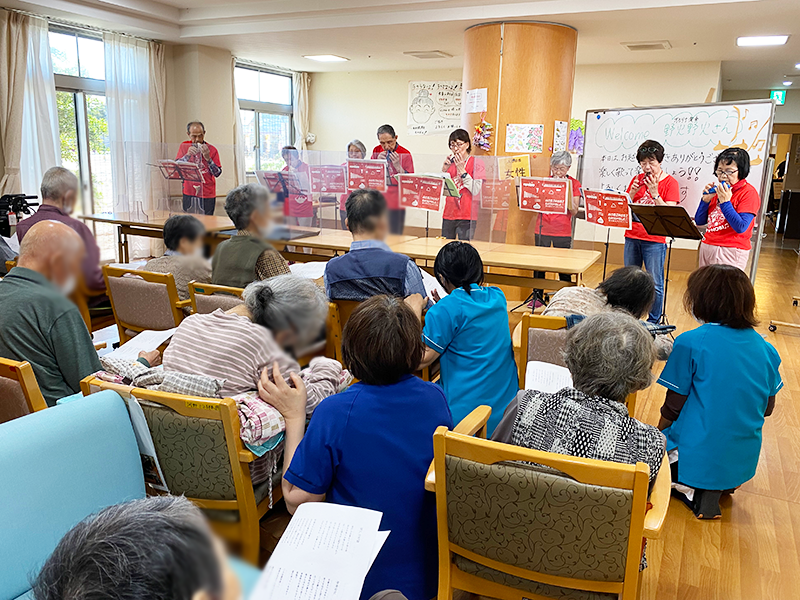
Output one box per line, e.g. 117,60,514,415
736,35,788,47
784,81,793,86
796,63,800,69
304,54,349,62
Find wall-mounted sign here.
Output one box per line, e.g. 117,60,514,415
770,90,786,105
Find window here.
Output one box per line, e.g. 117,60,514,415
235,65,293,171
49,30,105,80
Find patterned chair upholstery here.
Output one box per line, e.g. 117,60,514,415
527,327,569,367
0,377,31,424
0,358,47,423
188,281,245,315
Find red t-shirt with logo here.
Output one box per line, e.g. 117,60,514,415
282,162,313,217
371,144,414,210
444,156,482,221
539,175,581,237
625,173,680,243
703,179,761,250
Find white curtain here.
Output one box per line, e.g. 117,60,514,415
148,41,167,255
0,10,29,195
292,72,310,150
232,57,246,186
104,32,151,258
20,16,60,196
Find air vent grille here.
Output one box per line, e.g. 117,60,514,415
621,40,672,52
403,50,453,59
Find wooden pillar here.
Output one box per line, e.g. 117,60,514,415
463,22,577,245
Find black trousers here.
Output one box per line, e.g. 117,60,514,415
182,194,216,216
534,234,573,282
442,219,476,240
388,208,406,235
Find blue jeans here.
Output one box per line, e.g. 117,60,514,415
624,238,666,323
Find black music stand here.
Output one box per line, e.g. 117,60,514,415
630,204,703,325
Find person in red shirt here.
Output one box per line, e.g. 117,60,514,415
281,146,313,227
372,124,414,235
624,140,680,323
175,121,222,215
695,148,760,272
340,139,367,229
440,129,482,240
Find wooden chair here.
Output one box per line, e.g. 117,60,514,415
80,375,281,565
430,407,671,600
188,281,245,315
518,313,637,417
103,265,189,344
0,358,48,423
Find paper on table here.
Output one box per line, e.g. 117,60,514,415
421,269,447,301
249,503,387,600
103,328,177,361
290,261,329,280
525,361,573,393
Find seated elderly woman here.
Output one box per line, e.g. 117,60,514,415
494,311,666,485
212,183,290,288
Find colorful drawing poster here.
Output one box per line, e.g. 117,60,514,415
554,120,569,152
480,179,513,210
347,160,387,192
497,155,531,180
407,81,462,136
398,175,443,211
309,165,346,194
584,189,632,229
505,123,544,153
519,178,570,214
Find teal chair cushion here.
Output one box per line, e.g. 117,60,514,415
230,557,262,596
0,391,145,600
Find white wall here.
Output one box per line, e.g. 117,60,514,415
722,89,800,124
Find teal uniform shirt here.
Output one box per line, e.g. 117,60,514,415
422,284,519,434
657,323,782,490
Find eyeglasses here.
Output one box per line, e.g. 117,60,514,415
640,146,660,154
449,140,468,148
715,169,739,177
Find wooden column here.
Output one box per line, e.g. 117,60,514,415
463,22,577,245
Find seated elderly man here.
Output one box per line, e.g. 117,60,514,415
324,189,426,301
212,183,289,288
16,166,105,293
493,311,666,484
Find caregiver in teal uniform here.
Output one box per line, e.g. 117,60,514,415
656,265,782,519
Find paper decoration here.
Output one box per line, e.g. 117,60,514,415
568,119,585,154
407,81,462,136
309,165,347,194
398,175,444,211
464,88,488,113
519,178,571,214
553,121,569,153
347,160,387,192
473,112,493,152
505,123,544,153
480,179,513,210
584,189,632,229
497,155,531,180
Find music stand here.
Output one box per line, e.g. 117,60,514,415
153,160,204,214
630,204,702,325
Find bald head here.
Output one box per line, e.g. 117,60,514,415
18,221,85,294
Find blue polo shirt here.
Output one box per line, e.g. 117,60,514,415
657,323,782,491
284,375,452,600
422,284,518,434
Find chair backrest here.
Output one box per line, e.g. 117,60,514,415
433,428,650,600
103,265,185,343
0,391,145,600
188,280,245,314
326,300,362,362
0,358,47,423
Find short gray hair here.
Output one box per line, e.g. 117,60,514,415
40,167,78,201
347,139,367,158
243,274,327,344
224,183,268,230
550,151,572,168
564,312,655,402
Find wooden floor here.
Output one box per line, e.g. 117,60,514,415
575,237,800,600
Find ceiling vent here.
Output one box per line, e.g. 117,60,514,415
621,40,672,52
403,50,453,59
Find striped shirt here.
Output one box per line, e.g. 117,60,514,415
163,309,341,412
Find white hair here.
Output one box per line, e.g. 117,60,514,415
550,151,572,168
40,167,78,201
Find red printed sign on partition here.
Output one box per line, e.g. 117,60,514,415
480,179,512,210
584,189,632,229
347,160,387,192
519,178,570,214
310,165,347,194
398,176,443,211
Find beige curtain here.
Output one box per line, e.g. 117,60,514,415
0,10,30,194
292,72,310,150
232,57,246,186
148,41,167,255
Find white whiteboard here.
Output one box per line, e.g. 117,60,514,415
580,100,775,216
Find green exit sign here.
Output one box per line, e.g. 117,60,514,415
771,90,787,105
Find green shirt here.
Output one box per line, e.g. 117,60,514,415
0,267,101,406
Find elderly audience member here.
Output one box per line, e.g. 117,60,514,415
16,167,105,293
324,189,426,301
493,312,666,485
340,139,367,229
212,183,290,287
142,214,211,302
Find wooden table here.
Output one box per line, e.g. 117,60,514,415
273,229,418,263
82,212,235,262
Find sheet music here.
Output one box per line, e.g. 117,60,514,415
524,361,573,393
290,261,329,280
103,328,177,361
421,270,447,301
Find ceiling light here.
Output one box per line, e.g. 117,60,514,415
303,55,349,62
796,63,800,69
736,35,788,47
784,81,793,86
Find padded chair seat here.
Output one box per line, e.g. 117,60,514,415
202,468,283,523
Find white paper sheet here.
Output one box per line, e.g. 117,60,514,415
464,88,487,113
290,261,329,280
525,361,573,393
421,270,447,302
249,503,388,600
103,328,177,361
